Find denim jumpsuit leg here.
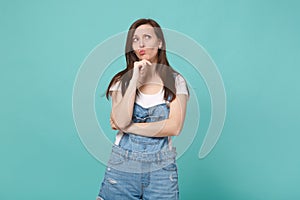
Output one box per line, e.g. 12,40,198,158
97,102,179,200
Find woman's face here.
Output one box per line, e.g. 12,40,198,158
132,24,162,63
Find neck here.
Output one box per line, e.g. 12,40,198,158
139,63,162,85
147,63,157,77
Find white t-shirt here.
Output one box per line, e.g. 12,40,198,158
109,73,189,146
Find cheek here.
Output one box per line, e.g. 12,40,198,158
147,48,158,56
132,44,138,51
145,40,159,49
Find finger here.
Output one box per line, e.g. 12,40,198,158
140,67,145,75
141,59,151,66
138,62,144,69
110,118,118,130
110,122,117,130
140,64,146,72
145,60,152,65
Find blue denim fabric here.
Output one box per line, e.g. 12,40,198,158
97,102,179,200
118,103,170,152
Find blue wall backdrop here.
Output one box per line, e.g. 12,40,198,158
1,0,299,199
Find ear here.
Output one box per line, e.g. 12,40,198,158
158,40,162,49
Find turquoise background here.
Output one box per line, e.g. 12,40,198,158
1,0,299,199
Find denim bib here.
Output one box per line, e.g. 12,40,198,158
118,102,170,153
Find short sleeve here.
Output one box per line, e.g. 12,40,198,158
109,80,121,92
175,74,189,98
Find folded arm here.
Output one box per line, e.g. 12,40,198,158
111,94,188,137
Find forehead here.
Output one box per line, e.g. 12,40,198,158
133,24,156,36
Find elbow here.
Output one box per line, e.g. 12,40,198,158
172,129,181,136
114,119,131,131
165,117,184,136
171,123,183,136
111,113,131,131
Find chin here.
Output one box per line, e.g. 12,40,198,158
139,55,150,60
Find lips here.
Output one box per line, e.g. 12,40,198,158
138,50,145,55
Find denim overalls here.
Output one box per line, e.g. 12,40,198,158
97,98,179,200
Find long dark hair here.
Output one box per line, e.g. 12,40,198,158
106,18,183,101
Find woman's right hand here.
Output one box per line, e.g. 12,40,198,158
132,59,152,82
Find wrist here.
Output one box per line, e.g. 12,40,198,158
129,77,140,89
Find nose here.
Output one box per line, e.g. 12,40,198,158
139,39,145,48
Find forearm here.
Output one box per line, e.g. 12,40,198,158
122,118,182,137
111,78,138,129
120,95,188,137
111,59,154,129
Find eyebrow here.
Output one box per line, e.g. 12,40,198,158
133,33,152,37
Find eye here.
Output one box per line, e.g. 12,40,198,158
144,34,151,40
132,37,139,43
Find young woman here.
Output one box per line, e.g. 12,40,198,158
97,18,189,200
